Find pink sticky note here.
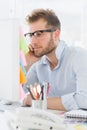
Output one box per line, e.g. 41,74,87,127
20,50,27,66
19,84,25,99
19,26,24,37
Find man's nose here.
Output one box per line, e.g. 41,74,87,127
30,35,39,44
30,35,38,42
31,37,38,46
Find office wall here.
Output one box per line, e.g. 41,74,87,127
0,0,20,101
0,19,19,101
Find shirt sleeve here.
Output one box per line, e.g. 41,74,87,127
61,93,79,110
23,63,39,93
62,48,87,111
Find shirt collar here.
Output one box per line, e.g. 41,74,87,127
55,40,67,61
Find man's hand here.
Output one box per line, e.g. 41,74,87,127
28,44,34,52
25,44,41,71
23,93,32,106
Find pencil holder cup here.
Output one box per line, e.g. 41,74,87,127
32,100,47,110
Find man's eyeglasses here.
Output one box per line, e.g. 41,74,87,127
24,29,56,40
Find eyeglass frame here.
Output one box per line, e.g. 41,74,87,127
24,28,56,39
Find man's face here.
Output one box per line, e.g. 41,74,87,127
29,19,58,57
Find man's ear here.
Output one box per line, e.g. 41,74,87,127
54,29,60,42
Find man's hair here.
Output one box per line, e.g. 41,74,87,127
26,9,61,30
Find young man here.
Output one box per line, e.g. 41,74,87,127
23,9,87,111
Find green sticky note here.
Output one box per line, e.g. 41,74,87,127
20,37,29,54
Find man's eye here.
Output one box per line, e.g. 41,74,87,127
35,32,43,37
29,33,33,37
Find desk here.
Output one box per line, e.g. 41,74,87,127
50,110,87,130
0,102,87,130
0,112,10,130
0,100,21,130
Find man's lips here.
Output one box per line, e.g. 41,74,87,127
34,47,41,51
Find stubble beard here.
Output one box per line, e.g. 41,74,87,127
34,36,56,57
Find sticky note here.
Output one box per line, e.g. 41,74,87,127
20,66,27,84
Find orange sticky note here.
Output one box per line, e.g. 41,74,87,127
20,66,27,84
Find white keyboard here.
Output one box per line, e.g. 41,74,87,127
0,99,21,112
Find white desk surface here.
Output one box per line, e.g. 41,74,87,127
0,112,10,130
0,102,87,130
0,100,21,130
0,109,71,130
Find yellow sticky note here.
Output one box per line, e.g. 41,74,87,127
75,124,87,130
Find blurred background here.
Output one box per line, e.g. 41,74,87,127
0,0,87,101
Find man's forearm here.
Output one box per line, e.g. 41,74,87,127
47,97,66,111
23,94,66,111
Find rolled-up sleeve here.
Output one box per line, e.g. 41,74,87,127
61,93,79,110
62,49,87,111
